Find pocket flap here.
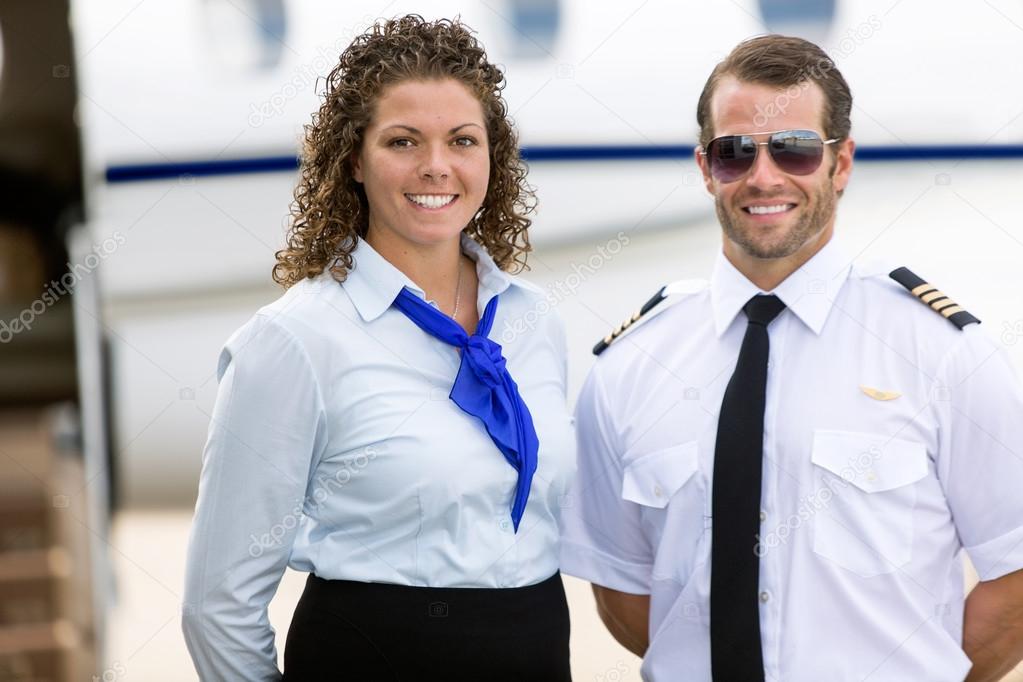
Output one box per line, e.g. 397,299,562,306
810,430,927,493
622,441,699,508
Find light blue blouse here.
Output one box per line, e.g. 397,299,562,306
181,235,576,680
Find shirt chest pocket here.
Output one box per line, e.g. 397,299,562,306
622,441,708,582
810,430,929,578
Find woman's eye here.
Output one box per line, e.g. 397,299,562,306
453,136,477,147
389,138,414,148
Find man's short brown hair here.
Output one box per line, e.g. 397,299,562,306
696,35,853,149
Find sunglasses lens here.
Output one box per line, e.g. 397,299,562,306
708,135,757,182
769,131,825,175
706,130,830,181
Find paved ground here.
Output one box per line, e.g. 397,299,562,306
104,508,1023,681
104,508,641,681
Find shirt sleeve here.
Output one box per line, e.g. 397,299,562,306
182,314,328,681
933,326,1023,581
560,365,653,594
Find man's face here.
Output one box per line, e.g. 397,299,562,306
695,76,854,267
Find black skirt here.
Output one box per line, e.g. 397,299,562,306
283,571,572,681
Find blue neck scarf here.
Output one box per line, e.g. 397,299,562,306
392,287,538,532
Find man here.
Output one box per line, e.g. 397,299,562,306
560,35,1023,681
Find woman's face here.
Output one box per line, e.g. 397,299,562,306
354,78,490,252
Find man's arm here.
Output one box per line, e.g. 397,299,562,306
592,584,650,657
963,568,1023,682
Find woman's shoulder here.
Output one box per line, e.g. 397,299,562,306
222,270,355,365
259,269,355,331
499,271,549,309
494,274,567,351
498,274,556,322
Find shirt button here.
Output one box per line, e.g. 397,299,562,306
760,591,771,603
499,519,511,532
759,510,767,522
653,484,664,498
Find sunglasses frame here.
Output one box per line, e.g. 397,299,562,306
698,129,841,182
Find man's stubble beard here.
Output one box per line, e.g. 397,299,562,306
716,181,837,260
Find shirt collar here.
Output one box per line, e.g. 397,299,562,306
710,235,852,337
341,234,518,322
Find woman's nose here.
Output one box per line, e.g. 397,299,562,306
419,144,451,182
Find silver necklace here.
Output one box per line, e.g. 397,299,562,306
452,257,463,319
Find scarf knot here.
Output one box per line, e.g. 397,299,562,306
391,287,538,531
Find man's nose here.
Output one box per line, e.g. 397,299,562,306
745,144,785,190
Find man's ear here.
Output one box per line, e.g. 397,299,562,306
694,146,714,194
832,137,855,194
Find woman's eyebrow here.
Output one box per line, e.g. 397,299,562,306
450,123,485,133
379,123,484,134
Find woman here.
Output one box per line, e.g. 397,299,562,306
182,15,576,682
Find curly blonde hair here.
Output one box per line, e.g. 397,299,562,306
273,15,535,289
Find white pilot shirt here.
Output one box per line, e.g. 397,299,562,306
560,236,1023,682
182,235,576,681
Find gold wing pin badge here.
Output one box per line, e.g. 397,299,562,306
859,385,902,401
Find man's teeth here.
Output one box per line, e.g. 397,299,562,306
407,194,456,209
746,204,793,215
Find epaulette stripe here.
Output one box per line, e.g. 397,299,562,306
592,286,667,356
889,267,980,330
911,283,936,297
941,305,964,318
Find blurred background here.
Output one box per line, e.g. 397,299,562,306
1,0,1022,679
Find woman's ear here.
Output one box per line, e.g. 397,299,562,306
351,153,363,183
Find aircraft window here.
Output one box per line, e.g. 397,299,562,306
757,0,835,44
200,0,287,71
505,0,560,59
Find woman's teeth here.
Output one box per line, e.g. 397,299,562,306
406,194,456,209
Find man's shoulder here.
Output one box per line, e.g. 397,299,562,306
848,259,981,332
591,279,711,360
842,259,994,376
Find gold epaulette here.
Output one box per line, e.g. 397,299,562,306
889,267,980,330
593,280,706,355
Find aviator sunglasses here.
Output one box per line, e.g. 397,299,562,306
700,129,840,183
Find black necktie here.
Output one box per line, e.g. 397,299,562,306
710,294,786,682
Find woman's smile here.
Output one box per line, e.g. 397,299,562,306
405,193,459,210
